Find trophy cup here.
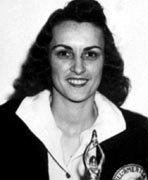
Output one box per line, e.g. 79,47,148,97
83,130,105,180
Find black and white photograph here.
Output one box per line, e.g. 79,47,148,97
0,0,148,179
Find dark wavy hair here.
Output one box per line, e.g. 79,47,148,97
9,0,130,106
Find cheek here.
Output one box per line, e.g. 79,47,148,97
51,65,61,81
50,57,60,73
91,62,104,79
92,66,104,90
50,59,60,81
50,60,68,80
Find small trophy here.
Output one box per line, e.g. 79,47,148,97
83,130,105,180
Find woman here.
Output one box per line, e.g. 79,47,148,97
1,0,148,180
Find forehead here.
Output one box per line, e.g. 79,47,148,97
51,21,104,47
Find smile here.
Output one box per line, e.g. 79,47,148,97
67,78,88,87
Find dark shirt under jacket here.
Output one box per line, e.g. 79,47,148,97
1,99,148,180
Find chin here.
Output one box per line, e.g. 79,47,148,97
66,93,94,103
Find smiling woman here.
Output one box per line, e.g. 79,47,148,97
50,21,104,103
1,0,148,180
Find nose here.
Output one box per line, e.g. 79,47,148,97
70,57,86,75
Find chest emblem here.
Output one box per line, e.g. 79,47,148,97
112,164,147,180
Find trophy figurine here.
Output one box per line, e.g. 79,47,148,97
83,130,105,180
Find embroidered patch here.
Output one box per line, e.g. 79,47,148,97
112,164,148,180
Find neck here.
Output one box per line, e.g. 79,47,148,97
51,93,98,136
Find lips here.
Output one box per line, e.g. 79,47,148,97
67,78,88,87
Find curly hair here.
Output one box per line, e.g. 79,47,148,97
10,0,130,106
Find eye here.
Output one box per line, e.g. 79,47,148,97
82,51,100,60
56,50,73,59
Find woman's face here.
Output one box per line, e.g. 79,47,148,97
49,21,104,102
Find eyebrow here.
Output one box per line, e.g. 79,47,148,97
51,44,72,51
51,44,103,51
84,46,103,51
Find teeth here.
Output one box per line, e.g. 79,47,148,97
68,79,87,85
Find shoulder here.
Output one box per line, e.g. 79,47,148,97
0,99,30,134
0,99,23,126
0,98,35,140
0,98,47,150
0,98,22,113
0,100,48,179
120,108,148,133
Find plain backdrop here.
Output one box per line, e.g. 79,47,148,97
0,0,148,117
